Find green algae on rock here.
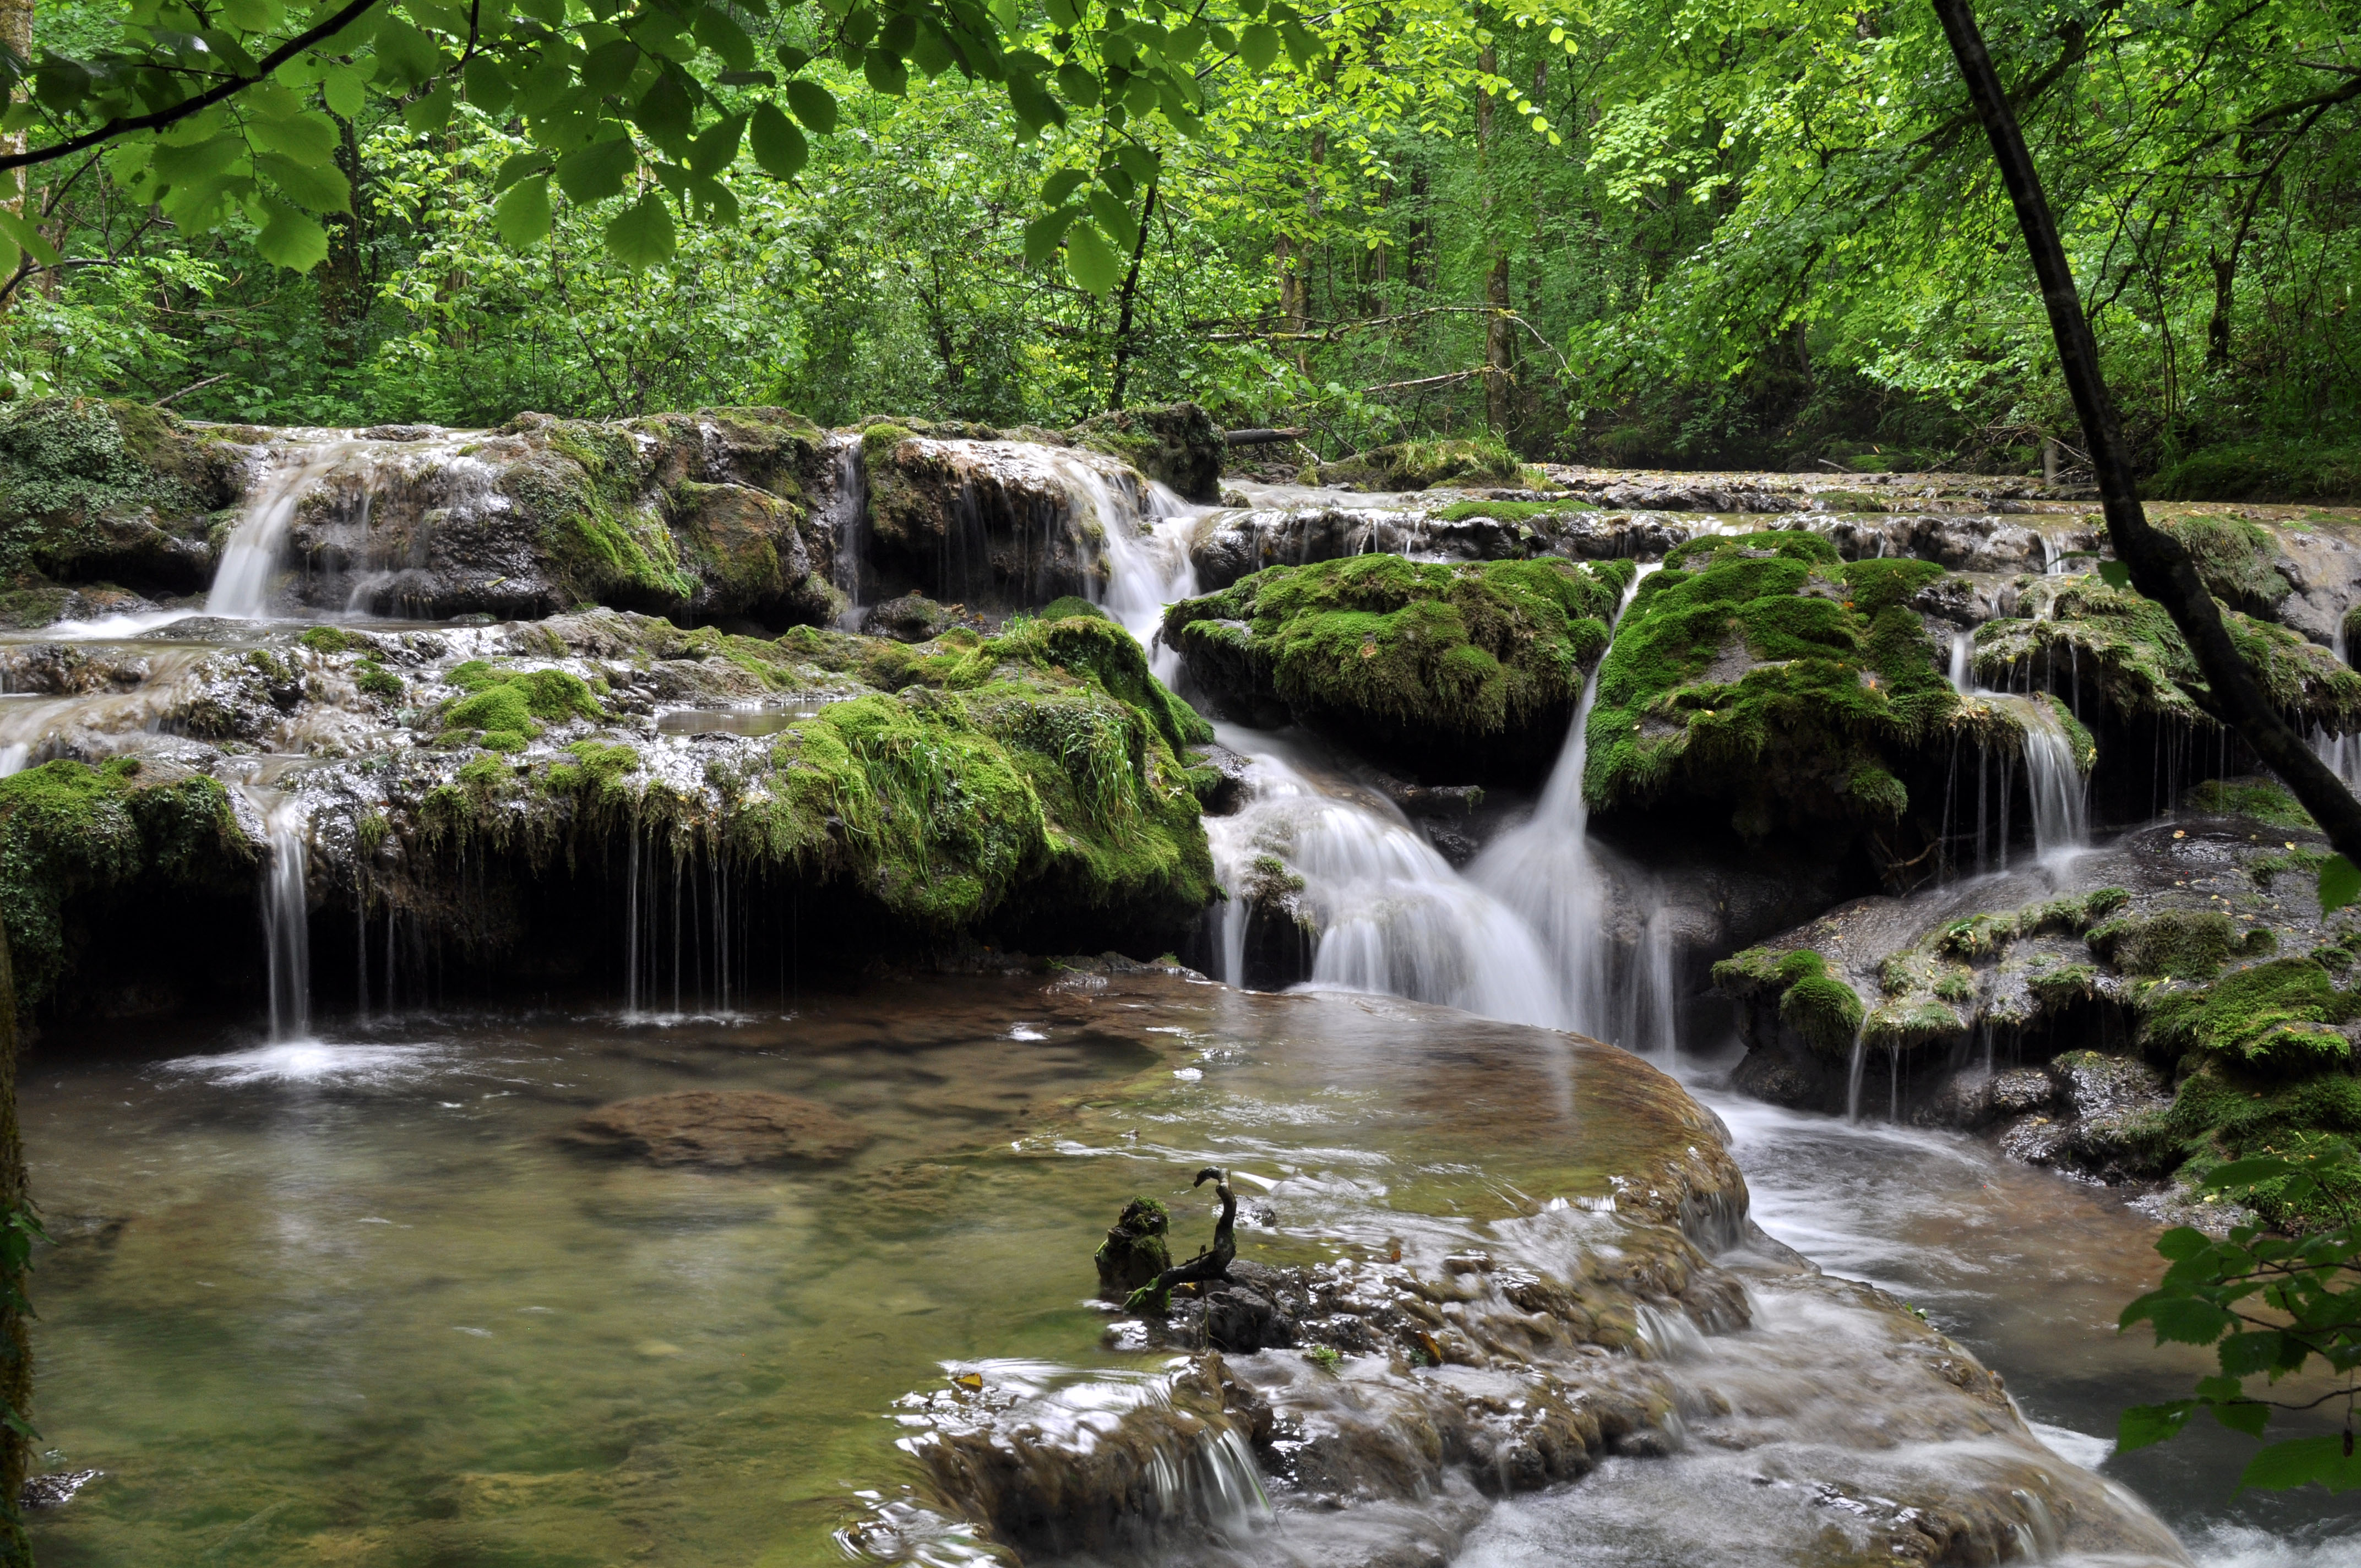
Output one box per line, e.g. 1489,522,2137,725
1162,553,1630,779
1312,434,1524,492
0,397,243,593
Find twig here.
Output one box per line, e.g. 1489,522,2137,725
154,372,228,406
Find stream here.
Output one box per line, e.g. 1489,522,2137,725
4,432,2355,1566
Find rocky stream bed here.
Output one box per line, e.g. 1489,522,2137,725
1,395,2357,1564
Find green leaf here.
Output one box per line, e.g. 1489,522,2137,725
1064,220,1120,296
463,55,515,113
492,153,552,192
716,69,776,86
1113,144,1159,185
255,153,351,214
634,69,697,149
863,48,910,96
1239,22,1280,69
2209,1397,2271,1436
404,86,455,133
1022,205,1078,267
2147,1297,2237,1346
774,43,812,72
1041,168,1087,208
784,79,838,133
557,135,637,203
2320,854,2360,915
322,63,368,121
748,103,807,177
603,192,676,268
246,108,338,161
581,38,642,96
2238,1434,2361,1492
1086,188,1137,252
2205,1156,2303,1191
693,4,758,72
2116,1401,2193,1452
686,113,746,178
1006,72,1063,135
492,174,553,246
1056,62,1101,107
0,209,57,269
254,197,329,272
2097,559,2133,591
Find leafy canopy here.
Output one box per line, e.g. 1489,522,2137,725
0,0,1363,287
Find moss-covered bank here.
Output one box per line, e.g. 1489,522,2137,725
1162,553,1631,780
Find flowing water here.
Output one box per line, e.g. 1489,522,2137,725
207,438,370,621
8,450,2347,1566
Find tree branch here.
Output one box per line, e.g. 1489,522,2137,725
0,0,385,175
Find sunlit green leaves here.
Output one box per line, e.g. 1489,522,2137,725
558,135,637,203
492,172,554,246
1063,218,1120,294
2319,854,2360,914
254,195,329,271
784,79,839,134
605,189,676,266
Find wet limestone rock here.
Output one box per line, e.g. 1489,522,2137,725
1313,437,1522,492
1068,402,1223,503
0,398,243,594
1163,553,1634,781
567,1090,870,1168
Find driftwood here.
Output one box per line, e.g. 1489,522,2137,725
1124,1167,1236,1315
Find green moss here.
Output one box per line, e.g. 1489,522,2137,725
1938,888,2128,960
299,626,362,654
1430,498,1598,522
861,423,916,462
1037,595,1112,623
435,661,606,750
0,759,247,1001
2139,1064,2361,1231
2185,776,2315,831
2141,957,2355,1074
1976,577,2361,729
2088,908,2274,979
354,663,404,700
1862,996,1961,1050
1163,554,1628,760
2150,443,2361,505
1781,973,1865,1056
2029,962,2098,1008
1314,435,1521,492
510,421,699,606
2159,514,2289,615
1581,533,1971,833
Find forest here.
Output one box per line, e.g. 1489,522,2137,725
2,0,2356,489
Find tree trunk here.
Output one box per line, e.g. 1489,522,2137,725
1477,29,1510,432
319,113,370,366
2205,247,2234,371
1107,182,1158,413
0,0,32,322
1930,0,2361,864
0,917,33,1568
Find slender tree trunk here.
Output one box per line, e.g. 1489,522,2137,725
1106,182,1158,413
0,918,32,1568
1477,29,1510,432
0,0,32,323
1932,0,2361,864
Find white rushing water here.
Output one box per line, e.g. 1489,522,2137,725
1947,629,2091,864
208,438,366,619
249,788,314,1042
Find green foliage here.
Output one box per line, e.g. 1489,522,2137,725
1314,435,1521,491
2119,1144,2361,1492
2153,445,2361,505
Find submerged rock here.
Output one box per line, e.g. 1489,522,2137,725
567,1090,870,1168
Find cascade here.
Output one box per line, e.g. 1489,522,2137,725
2312,608,2361,788
251,788,314,1041
209,437,365,620
1949,629,2090,864
1466,565,1668,1049
822,434,869,629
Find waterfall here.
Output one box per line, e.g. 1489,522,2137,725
1204,732,1570,1027
1951,628,2090,862
1464,565,1664,1043
2313,609,2361,787
823,434,869,630
209,439,361,620
255,791,313,1041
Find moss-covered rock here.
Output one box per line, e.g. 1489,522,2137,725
0,757,250,1003
1713,946,1862,1058
2088,909,2276,979
1162,553,1631,780
1973,575,2361,730
0,398,241,592
2140,957,2355,1074
2129,1063,2361,1231
1314,436,1522,492
2183,776,2314,831
2150,440,2361,504
1582,532,2003,844
1068,402,1223,503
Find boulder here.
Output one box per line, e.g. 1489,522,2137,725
565,1090,871,1168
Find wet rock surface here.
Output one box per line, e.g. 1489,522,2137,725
567,1090,872,1167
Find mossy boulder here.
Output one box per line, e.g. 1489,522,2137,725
2150,441,2361,504
1068,402,1223,503
2182,776,2314,831
2088,910,2275,979
0,398,242,592
2140,957,2355,1075
860,432,1140,610
1162,553,1632,780
1094,1196,1173,1299
1582,532,1998,845
2128,1063,2361,1232
1973,575,2361,730
0,757,251,1003
1314,436,1522,492
1713,946,1862,1059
